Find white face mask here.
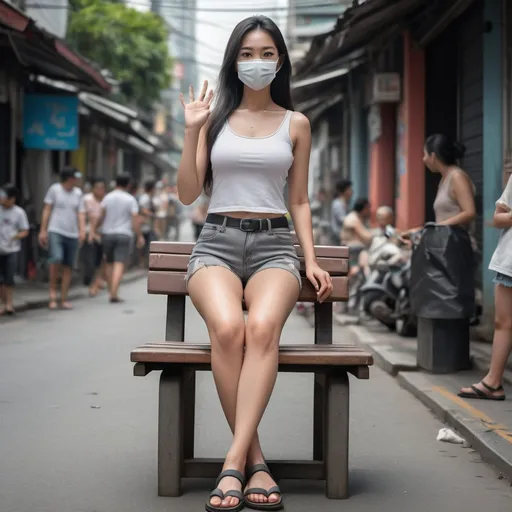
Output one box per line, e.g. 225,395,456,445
237,59,278,91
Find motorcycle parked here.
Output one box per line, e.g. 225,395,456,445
359,227,417,336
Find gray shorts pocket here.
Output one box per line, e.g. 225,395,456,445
271,228,294,244
197,223,220,241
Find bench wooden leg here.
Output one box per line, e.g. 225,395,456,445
183,369,196,459
313,302,333,461
158,369,183,497
325,370,349,499
313,374,326,461
165,295,195,459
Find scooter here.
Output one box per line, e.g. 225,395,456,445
359,227,417,336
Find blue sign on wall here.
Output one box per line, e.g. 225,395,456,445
23,94,79,150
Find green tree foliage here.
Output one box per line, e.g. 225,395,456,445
67,0,171,109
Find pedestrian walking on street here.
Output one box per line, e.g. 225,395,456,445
90,173,144,303
0,184,29,315
177,15,332,512
38,168,85,310
138,179,158,266
81,177,107,296
330,179,352,245
459,173,512,400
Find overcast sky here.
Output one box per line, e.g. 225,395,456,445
195,0,289,88
129,0,290,89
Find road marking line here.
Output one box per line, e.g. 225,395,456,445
432,386,512,444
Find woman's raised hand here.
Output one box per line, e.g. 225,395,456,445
180,80,214,130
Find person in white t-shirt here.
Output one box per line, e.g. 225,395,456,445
90,173,144,303
82,177,107,296
38,168,86,310
0,184,29,315
459,174,512,401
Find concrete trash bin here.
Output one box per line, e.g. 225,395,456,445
416,317,471,373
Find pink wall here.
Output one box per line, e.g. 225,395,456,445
395,31,426,230
368,103,396,217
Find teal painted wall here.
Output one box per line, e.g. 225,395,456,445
349,73,369,200
482,0,503,316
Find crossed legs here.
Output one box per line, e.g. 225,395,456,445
188,266,300,509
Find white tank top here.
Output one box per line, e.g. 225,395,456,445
208,110,294,215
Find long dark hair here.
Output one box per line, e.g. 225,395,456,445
204,15,294,191
425,134,466,166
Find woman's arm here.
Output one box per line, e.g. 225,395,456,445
288,113,332,301
438,171,476,226
177,82,214,205
353,218,374,245
490,209,512,229
177,126,208,205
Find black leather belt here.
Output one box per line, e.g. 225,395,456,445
206,213,289,232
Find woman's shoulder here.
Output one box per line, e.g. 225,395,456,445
290,111,310,127
450,167,474,188
289,111,310,140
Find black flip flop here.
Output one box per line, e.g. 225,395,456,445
205,469,245,512
458,381,506,401
244,464,283,511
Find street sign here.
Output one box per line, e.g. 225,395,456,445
23,94,79,150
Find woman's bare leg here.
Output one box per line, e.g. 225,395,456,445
460,284,512,397
188,266,248,509
228,269,300,506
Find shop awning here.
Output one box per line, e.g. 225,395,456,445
0,0,110,92
296,86,343,115
308,94,344,125
111,128,176,175
80,92,178,153
292,68,349,91
294,0,426,79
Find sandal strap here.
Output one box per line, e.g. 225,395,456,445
216,469,245,487
267,485,281,496
210,488,225,500
224,490,244,501
246,463,271,480
244,487,269,498
470,385,489,398
480,381,504,393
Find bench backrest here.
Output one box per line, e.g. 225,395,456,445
148,239,349,302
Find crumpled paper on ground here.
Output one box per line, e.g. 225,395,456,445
437,428,465,444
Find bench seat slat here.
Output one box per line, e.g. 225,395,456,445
150,253,348,275
138,342,365,352
147,271,349,302
150,241,349,259
131,343,373,366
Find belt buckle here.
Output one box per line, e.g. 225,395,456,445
240,219,260,232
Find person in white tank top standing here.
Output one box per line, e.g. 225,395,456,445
177,16,332,512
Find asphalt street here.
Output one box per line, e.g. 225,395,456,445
0,279,511,512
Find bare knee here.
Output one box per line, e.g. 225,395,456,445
209,318,245,354
245,316,281,354
495,312,512,331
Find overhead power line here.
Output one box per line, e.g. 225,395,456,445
25,1,344,13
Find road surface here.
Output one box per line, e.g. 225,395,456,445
0,279,511,512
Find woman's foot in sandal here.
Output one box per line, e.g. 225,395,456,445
244,464,283,510
48,297,58,310
458,380,506,400
206,468,245,512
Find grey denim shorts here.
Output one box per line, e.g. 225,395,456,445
186,218,302,288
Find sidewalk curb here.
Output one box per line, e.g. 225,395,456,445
343,322,417,376
13,270,147,313
397,372,512,482
346,322,512,482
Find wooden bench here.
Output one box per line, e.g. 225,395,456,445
131,240,373,500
